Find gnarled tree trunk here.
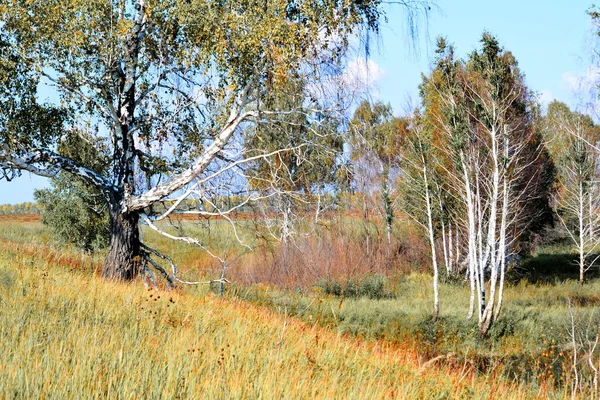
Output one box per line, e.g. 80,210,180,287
103,210,141,280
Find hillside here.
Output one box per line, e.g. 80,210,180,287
0,235,546,399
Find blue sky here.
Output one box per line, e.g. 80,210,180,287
368,0,596,112
0,0,596,204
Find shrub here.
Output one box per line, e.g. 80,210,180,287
316,274,395,299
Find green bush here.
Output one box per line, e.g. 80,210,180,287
34,131,110,252
35,187,109,252
316,274,395,299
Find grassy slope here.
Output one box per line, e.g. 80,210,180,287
0,233,548,398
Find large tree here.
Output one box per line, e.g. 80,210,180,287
0,0,388,282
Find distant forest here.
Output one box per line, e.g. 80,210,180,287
0,202,41,214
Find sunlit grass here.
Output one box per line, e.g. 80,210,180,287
0,241,550,399
0,216,593,397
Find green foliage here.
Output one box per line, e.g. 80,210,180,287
349,100,406,163
0,202,41,214
0,35,66,181
35,187,109,252
0,0,383,183
316,274,395,299
34,130,110,252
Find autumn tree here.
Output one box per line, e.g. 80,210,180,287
348,100,405,243
418,34,554,334
543,101,600,285
0,0,392,282
244,76,344,245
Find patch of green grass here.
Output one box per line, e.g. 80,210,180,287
232,269,600,390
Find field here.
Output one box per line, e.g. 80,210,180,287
0,215,596,398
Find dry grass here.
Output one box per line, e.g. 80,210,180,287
234,217,430,289
0,213,41,222
0,235,551,399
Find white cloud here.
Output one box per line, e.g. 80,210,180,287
538,90,554,107
340,57,385,92
561,66,600,93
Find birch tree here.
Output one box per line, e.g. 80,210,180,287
0,0,391,282
348,100,404,243
244,76,344,246
543,101,600,285
418,34,554,334
401,112,441,319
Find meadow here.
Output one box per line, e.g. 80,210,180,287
0,214,596,398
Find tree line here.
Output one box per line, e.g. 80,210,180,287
0,202,41,215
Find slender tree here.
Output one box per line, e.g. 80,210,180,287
348,100,404,243
543,101,600,285
401,112,441,319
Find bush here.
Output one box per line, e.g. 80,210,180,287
34,131,110,252
35,186,109,252
316,274,395,299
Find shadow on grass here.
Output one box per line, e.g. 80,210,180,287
511,252,600,284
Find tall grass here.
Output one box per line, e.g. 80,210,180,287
0,240,547,399
1,216,595,396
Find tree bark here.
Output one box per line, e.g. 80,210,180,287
580,181,585,286
103,210,141,280
422,152,439,320
382,163,393,244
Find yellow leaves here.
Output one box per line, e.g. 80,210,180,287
116,20,133,37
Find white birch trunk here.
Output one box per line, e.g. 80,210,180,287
481,126,501,331
494,169,509,320
423,161,440,320
462,155,477,320
448,222,454,274
455,221,461,271
475,167,485,323
480,127,505,333
580,181,586,285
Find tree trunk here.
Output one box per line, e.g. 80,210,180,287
382,163,393,244
580,181,585,286
422,154,439,320
494,138,510,321
448,223,453,275
462,156,476,320
103,210,141,280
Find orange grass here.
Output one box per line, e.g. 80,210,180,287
0,238,555,399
